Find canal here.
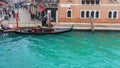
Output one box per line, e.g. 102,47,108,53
0,31,120,68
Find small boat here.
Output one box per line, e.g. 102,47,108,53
0,24,18,32
1,12,73,34
13,25,73,35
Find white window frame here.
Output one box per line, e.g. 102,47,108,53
95,10,101,19
80,0,85,5
80,10,86,18
80,0,101,5
80,10,100,19
107,10,118,19
66,9,72,18
96,0,101,5
108,0,117,2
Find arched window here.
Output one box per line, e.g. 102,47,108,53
113,11,117,18
86,11,89,18
96,11,99,18
81,0,100,5
67,10,72,18
108,11,112,18
86,0,90,4
81,11,85,18
91,11,94,18
91,0,95,4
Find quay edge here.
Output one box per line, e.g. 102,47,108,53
1,22,120,32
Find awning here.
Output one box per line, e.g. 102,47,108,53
37,6,45,12
0,1,9,6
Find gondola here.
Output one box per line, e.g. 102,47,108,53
13,25,73,35
0,11,73,34
0,24,18,32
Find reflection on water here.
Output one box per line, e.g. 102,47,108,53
0,33,9,38
0,31,120,68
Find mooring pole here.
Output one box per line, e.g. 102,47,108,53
90,16,94,32
48,11,52,30
16,12,19,28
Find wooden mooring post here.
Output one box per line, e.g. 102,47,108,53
90,16,94,32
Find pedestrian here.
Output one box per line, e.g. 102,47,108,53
42,16,47,26
0,11,2,17
38,16,41,20
21,5,23,9
12,10,15,18
4,10,9,20
3,8,6,15
15,4,19,10
8,11,11,18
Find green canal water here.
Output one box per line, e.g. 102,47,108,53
0,31,120,68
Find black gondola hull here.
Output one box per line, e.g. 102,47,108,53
14,25,73,35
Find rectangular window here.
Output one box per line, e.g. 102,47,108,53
91,0,95,4
86,0,90,4
109,0,117,2
81,0,100,5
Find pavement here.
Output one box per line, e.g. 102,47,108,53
1,9,120,31
54,22,120,31
0,9,41,27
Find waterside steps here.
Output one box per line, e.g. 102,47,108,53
89,16,94,32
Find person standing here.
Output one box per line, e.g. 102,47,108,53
12,10,15,18
8,10,11,18
3,8,6,15
0,11,2,17
42,16,47,26
4,10,9,20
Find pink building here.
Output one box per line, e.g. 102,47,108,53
58,0,120,23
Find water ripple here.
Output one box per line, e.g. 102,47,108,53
0,31,120,68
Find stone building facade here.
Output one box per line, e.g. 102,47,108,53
58,0,120,23
30,0,59,22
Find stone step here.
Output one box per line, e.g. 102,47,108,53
55,26,120,31
54,23,120,27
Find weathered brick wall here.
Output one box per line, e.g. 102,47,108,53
58,18,120,23
58,0,120,23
